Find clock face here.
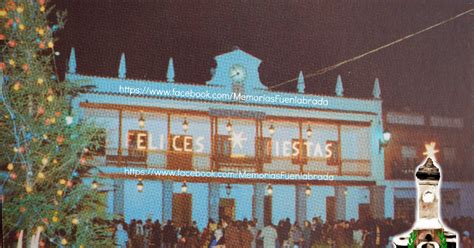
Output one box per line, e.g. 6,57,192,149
229,64,247,83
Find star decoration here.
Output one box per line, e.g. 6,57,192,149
423,142,439,160
228,131,247,150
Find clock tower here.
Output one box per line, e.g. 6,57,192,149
207,47,267,92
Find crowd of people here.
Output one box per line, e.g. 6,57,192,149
112,216,474,248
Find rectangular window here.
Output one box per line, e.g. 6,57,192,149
326,140,340,166
167,134,193,170
442,147,456,163
217,135,232,158
401,146,417,159
127,130,148,157
170,135,194,152
291,139,308,165
256,137,272,163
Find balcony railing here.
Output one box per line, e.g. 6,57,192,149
92,148,371,177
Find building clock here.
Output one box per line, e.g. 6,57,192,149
229,64,247,83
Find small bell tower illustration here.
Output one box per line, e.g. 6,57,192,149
393,143,458,248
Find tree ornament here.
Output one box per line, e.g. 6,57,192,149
9,172,17,179
41,157,48,165
40,6,45,12
39,42,45,49
59,179,66,185
65,116,73,125
8,59,15,66
61,239,68,245
37,106,45,115
16,6,24,13
53,159,58,164
37,172,45,179
8,40,16,48
52,216,59,223
80,157,87,165
18,146,25,153
0,9,7,17
71,218,79,225
47,41,54,48
56,135,64,144
0,34,5,40
19,206,26,213
66,180,73,188
38,0,45,5
56,189,63,196
22,63,29,72
6,2,16,10
46,95,54,102
25,185,33,193
7,163,14,170
50,117,56,124
37,78,44,85
13,81,21,91
19,24,25,31
0,62,6,70
37,27,45,36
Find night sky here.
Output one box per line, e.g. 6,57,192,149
53,0,472,116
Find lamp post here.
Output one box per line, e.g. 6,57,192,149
266,184,273,196
304,185,312,197
225,183,232,197
226,120,233,133
137,179,144,192
379,130,391,152
181,182,188,193
182,118,189,133
306,125,313,138
138,111,145,129
91,180,98,190
268,123,275,136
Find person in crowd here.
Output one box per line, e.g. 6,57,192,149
210,226,225,248
133,220,145,248
224,220,241,247
115,223,129,248
289,222,302,248
129,219,137,245
301,221,312,248
248,221,259,248
144,219,154,248
163,220,178,248
151,220,162,248
462,231,472,248
200,221,215,248
352,224,364,247
260,222,278,248
240,221,255,248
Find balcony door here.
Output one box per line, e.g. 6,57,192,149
172,193,192,227
167,135,193,170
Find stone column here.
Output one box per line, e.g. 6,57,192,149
370,185,386,220
253,183,266,229
335,186,347,221
162,180,173,222
208,183,220,221
113,179,125,216
295,185,307,227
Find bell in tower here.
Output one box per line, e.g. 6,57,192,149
393,156,458,247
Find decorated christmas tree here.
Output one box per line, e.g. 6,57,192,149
1,0,113,246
